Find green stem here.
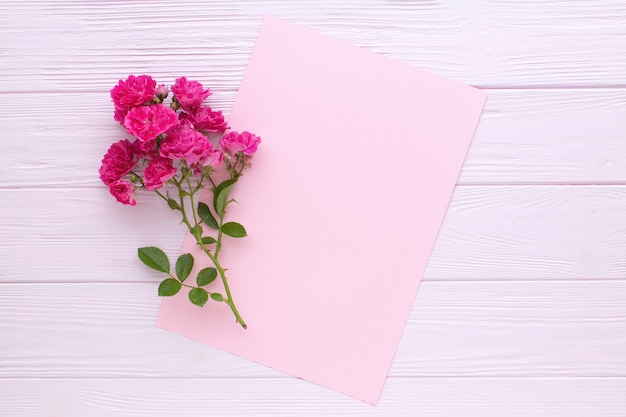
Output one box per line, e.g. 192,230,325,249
209,210,246,328
168,273,196,290
154,190,169,203
237,157,246,176
203,246,247,329
215,213,225,257
207,174,217,188
185,176,199,226
173,175,246,329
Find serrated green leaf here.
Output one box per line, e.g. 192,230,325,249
210,292,224,302
198,236,217,246
221,222,247,238
197,267,217,286
175,253,194,282
167,199,181,210
158,278,181,296
213,178,237,216
197,202,218,229
188,288,209,307
138,247,170,273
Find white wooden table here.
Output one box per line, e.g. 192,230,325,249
1,1,625,415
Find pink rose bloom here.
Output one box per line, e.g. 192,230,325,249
136,139,157,155
123,104,179,143
129,139,155,159
99,139,137,186
171,77,211,112
159,121,212,165
191,149,223,175
113,107,129,126
109,180,136,206
110,75,156,109
182,107,228,133
219,131,261,156
144,156,177,190
205,149,223,168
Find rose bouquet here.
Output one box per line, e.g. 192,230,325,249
99,75,261,328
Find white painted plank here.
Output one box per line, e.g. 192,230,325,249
429,185,626,280
1,377,624,417
1,186,625,282
1,281,624,378
1,1,625,91
1,89,625,188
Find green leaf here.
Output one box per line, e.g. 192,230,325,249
221,222,247,238
138,247,170,273
175,253,194,282
188,288,209,307
158,278,181,296
167,199,181,211
210,292,224,302
213,178,237,216
197,267,217,286
197,202,218,229
198,236,217,246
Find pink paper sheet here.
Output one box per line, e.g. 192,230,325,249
157,16,487,404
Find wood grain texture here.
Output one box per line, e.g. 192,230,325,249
1,281,624,378
1,377,625,417
2,89,626,188
2,0,626,414
1,1,626,91
1,186,625,282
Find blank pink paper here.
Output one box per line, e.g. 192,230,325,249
157,15,487,404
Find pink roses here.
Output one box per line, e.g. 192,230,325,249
220,131,262,156
109,180,136,206
182,107,228,133
99,139,137,186
159,121,213,165
123,105,179,143
100,74,262,206
171,77,211,112
102,74,262,328
144,157,177,191
111,75,156,109
111,75,157,125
